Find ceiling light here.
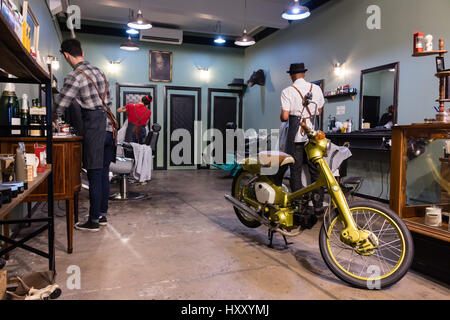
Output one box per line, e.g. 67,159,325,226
120,36,140,51
214,36,226,44
282,0,311,20
126,28,139,35
127,9,152,30
235,30,255,47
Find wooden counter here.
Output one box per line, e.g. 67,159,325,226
0,136,82,253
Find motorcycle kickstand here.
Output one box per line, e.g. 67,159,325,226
268,229,292,249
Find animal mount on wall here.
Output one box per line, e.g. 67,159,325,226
247,69,265,87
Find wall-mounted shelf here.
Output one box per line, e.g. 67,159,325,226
0,14,50,83
435,71,450,78
0,7,55,272
412,50,448,57
325,92,358,101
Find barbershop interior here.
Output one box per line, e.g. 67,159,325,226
0,0,449,301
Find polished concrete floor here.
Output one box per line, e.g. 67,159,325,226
4,170,450,299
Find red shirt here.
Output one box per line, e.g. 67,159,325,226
124,103,151,126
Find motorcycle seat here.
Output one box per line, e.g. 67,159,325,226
258,151,295,168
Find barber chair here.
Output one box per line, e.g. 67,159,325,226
109,123,161,200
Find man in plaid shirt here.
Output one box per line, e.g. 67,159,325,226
55,39,115,232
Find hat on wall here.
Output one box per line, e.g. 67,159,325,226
228,78,245,86
287,63,308,74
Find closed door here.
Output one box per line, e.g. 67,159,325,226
164,86,201,170
208,89,242,164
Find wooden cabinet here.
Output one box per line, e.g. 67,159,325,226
0,136,82,253
390,123,450,242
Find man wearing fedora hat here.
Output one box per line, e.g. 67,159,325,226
280,63,325,213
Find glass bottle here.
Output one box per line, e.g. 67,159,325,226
0,83,20,136
20,94,30,137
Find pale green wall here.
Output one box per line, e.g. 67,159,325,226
62,33,245,168
243,0,450,200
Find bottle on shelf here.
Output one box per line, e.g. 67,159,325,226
20,93,30,137
15,143,28,190
29,99,41,137
0,83,20,136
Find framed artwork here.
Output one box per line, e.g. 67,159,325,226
22,1,40,53
149,50,172,82
436,56,445,73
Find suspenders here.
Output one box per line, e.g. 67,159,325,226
291,84,313,134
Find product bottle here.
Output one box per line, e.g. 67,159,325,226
20,94,30,137
347,119,352,133
29,99,41,137
15,145,28,190
0,83,20,136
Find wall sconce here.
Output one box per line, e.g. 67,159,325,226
197,67,210,81
46,55,60,71
108,60,121,73
334,62,346,77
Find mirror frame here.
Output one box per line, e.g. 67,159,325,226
359,62,399,130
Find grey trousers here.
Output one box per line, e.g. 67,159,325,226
289,142,324,208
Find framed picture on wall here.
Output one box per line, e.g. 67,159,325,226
149,50,172,82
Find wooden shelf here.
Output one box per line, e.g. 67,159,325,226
0,166,51,220
412,50,448,57
435,71,450,78
325,92,357,101
436,99,450,103
404,217,450,242
0,14,50,83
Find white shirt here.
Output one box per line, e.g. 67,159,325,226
281,78,325,142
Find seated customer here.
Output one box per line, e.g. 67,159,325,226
117,95,152,143
378,105,394,128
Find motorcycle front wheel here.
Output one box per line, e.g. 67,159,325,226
319,200,414,289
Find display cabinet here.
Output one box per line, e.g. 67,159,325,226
390,123,450,242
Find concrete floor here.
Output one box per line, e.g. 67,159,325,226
4,170,450,299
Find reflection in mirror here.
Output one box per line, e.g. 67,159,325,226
360,63,399,130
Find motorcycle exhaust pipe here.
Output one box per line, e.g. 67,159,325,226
224,194,269,226
224,195,301,237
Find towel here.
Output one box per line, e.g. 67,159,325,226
130,143,153,182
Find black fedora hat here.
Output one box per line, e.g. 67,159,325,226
287,63,308,74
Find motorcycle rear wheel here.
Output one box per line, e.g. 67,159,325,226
319,200,414,289
231,169,261,228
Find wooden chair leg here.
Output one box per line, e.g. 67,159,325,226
65,199,74,254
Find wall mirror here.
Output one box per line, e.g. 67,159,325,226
359,62,399,130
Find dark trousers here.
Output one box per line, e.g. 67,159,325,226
290,142,324,208
87,132,115,223
131,125,146,144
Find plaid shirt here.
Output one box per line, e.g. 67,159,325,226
55,61,113,132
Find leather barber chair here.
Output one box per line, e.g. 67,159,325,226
109,123,161,200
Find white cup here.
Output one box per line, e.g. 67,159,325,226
425,207,442,227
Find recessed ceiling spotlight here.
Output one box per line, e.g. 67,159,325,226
126,28,139,35
214,36,226,44
282,0,311,20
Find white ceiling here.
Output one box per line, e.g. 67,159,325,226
69,0,295,36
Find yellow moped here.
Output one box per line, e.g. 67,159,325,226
225,121,414,289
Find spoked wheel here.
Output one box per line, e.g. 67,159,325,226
319,201,414,289
231,169,261,228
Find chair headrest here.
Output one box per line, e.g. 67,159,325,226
152,123,161,132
